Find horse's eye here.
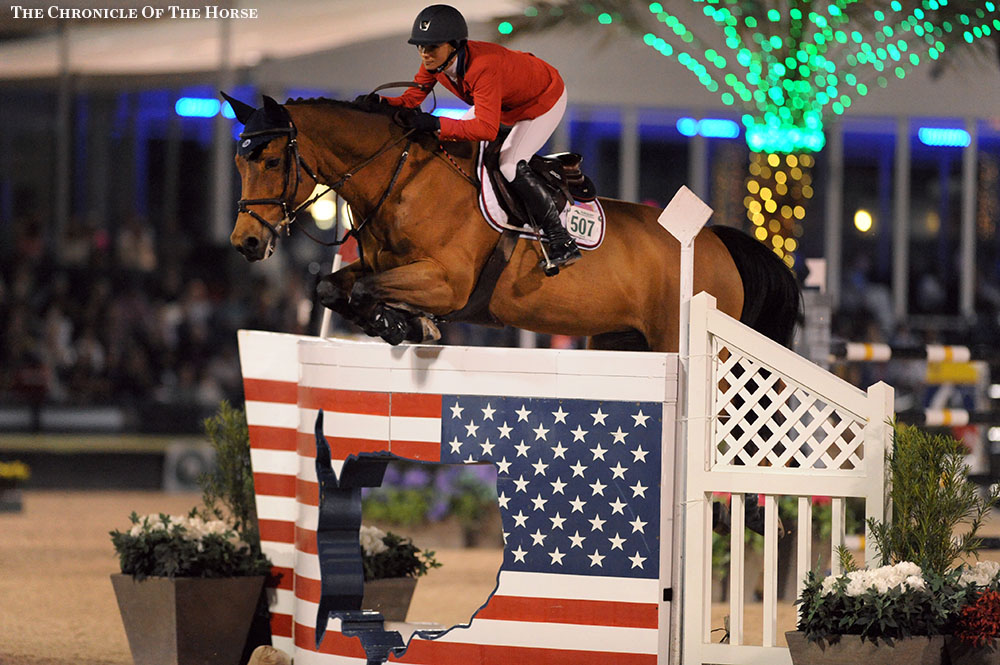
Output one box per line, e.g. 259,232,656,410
264,157,281,169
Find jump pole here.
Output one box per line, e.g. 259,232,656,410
658,186,713,664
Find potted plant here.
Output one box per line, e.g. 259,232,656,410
948,562,1000,665
359,524,441,621
109,401,272,665
0,460,30,512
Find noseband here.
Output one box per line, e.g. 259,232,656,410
236,115,415,245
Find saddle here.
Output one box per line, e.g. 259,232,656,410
482,126,597,229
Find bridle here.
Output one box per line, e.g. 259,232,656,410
236,113,415,247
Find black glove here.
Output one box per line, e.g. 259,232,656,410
396,109,441,134
353,92,383,110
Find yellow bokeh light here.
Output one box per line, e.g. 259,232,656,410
764,200,777,213
793,205,806,219
780,205,793,218
771,235,783,248
768,219,781,232
748,200,762,213
775,247,785,258
776,183,788,196
784,254,795,268
760,166,772,179
747,180,760,194
767,153,781,167
755,227,768,241
775,171,787,184
785,237,797,251
749,162,761,176
759,187,772,200
802,185,814,199
752,214,765,225
790,167,802,180
854,209,873,233
800,154,814,167
786,154,798,167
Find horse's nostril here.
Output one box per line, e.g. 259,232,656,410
244,236,259,250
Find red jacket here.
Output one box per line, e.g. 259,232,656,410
383,40,565,142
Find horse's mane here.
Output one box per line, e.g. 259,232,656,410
283,96,476,160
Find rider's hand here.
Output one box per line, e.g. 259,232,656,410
353,93,383,109
396,109,441,134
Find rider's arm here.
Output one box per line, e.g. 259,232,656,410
382,66,436,108
436,67,501,142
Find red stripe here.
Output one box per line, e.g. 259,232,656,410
297,431,391,458
299,387,390,415
392,392,442,418
270,612,293,639
259,519,295,544
476,595,658,629
249,425,297,451
295,573,322,603
295,526,318,555
295,623,656,663
270,566,294,591
297,478,319,507
253,472,296,497
390,439,441,462
244,378,298,403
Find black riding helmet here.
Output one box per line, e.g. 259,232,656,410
408,4,468,46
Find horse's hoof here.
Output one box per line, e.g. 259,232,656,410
316,277,339,308
406,316,440,343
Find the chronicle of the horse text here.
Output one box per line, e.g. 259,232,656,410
8,5,259,20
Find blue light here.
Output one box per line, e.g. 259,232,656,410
918,127,971,147
676,116,740,139
431,107,468,119
221,102,235,119
175,97,221,118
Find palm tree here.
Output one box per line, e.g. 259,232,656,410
496,1,998,266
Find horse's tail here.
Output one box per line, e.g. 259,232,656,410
710,224,802,348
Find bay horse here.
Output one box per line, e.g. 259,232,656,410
225,94,800,352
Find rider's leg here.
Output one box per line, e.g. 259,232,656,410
499,91,580,271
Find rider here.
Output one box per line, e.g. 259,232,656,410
374,3,581,272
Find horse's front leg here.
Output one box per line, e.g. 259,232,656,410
347,260,470,345
316,261,368,327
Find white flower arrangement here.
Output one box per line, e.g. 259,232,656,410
959,560,1000,588
358,524,440,581
819,561,927,597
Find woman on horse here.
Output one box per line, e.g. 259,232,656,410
375,3,581,273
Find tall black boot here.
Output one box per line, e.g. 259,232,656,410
508,160,581,275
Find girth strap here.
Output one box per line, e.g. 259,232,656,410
443,229,520,325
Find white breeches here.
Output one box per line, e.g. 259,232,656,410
462,89,568,182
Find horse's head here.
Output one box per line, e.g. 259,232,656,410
224,93,317,261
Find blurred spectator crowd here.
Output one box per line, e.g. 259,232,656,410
1,215,315,409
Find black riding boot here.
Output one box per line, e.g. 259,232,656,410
509,160,581,275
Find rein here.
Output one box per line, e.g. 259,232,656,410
236,118,416,248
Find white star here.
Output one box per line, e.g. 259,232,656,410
502,531,508,544
590,478,607,496
549,513,566,530
608,532,626,550
551,441,568,459
497,492,511,509
481,403,496,421
632,410,650,427
448,436,463,454
496,456,512,474
610,461,628,479
571,425,588,442
515,440,531,457
497,422,513,439
465,421,479,438
589,514,606,531
629,516,648,533
513,475,529,492
590,443,607,461
530,529,547,546
611,426,628,444
463,454,477,464
609,497,627,515
629,552,647,569
480,438,495,456
630,481,648,498
632,446,649,463
515,405,532,422
533,423,549,441
450,402,464,419
569,495,587,512
531,459,549,476
569,531,586,548
549,477,566,494
591,408,608,425
570,461,588,478
531,494,548,511
588,550,605,567
548,547,566,565
552,406,569,424
511,510,529,527
511,545,527,562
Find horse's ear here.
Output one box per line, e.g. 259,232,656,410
220,91,256,124
261,95,287,123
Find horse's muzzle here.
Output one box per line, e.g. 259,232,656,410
235,234,270,262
